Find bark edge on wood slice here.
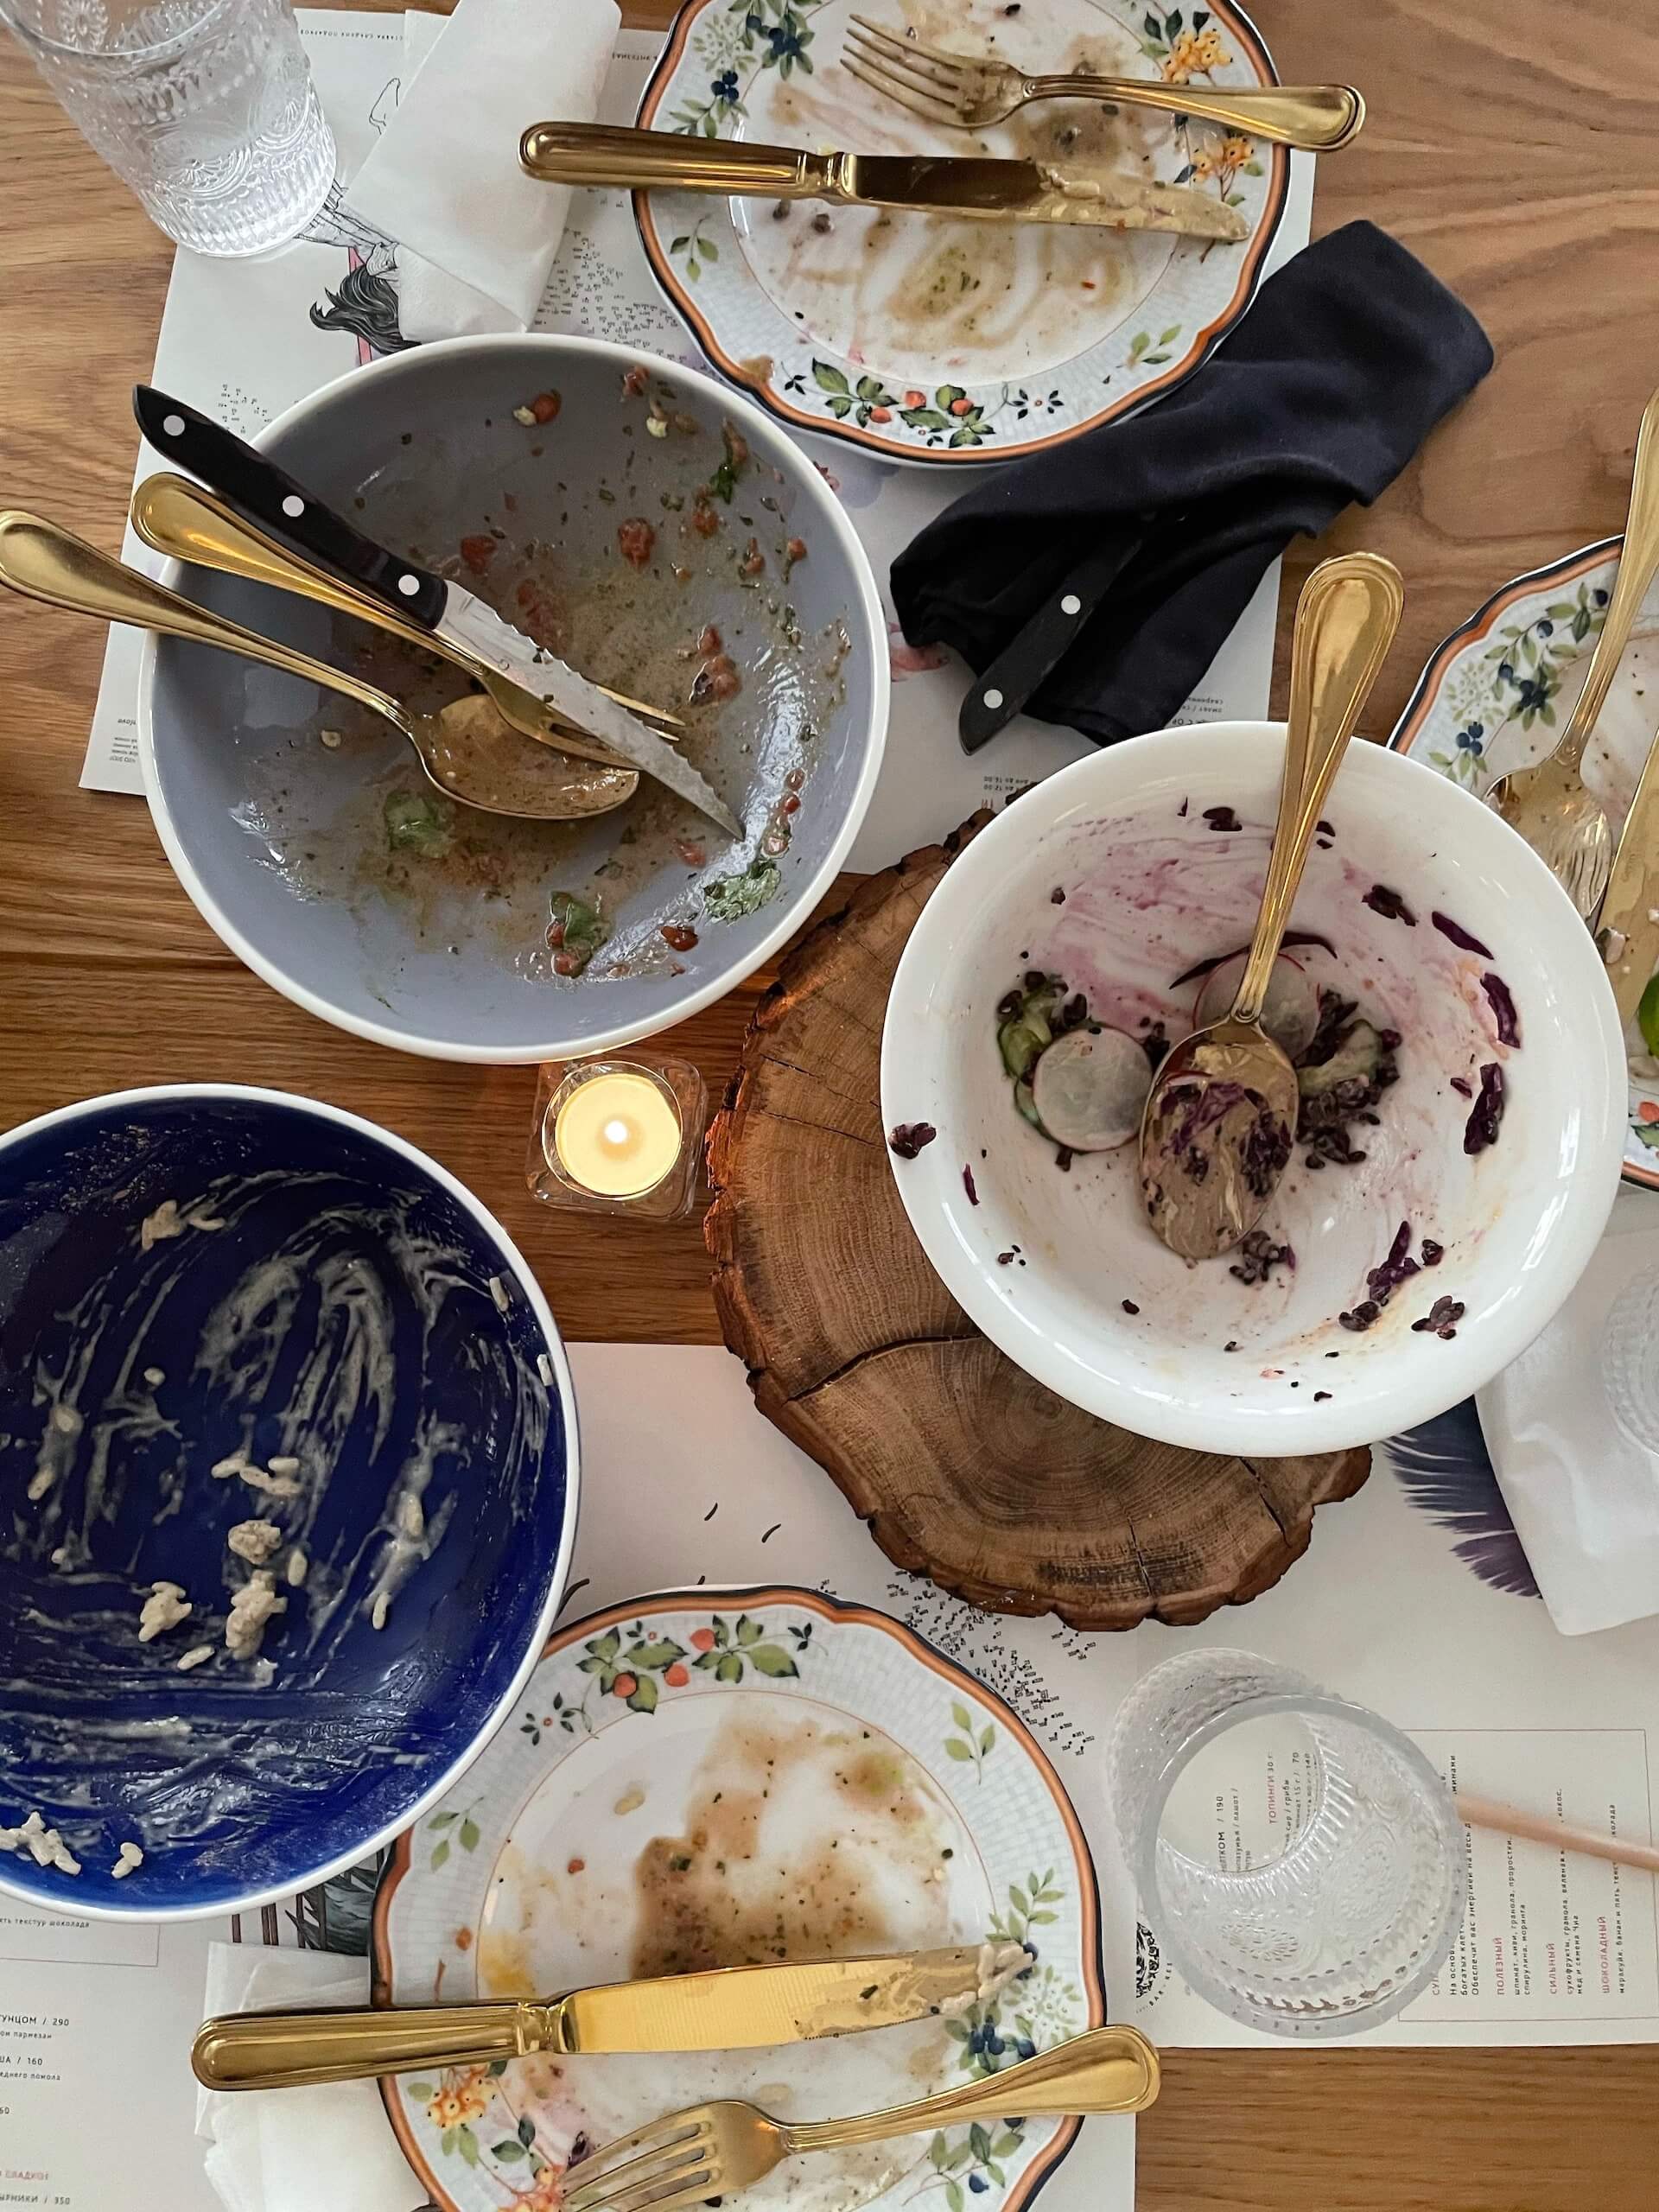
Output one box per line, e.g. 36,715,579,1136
704,811,1370,1630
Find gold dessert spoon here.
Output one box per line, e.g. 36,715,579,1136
1140,551,1404,1261
0,511,636,821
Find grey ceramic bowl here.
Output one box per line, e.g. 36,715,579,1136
138,335,888,1062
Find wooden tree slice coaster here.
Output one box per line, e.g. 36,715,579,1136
704,814,1371,1631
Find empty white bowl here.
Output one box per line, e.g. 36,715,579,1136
881,722,1626,1456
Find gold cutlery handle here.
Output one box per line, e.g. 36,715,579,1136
192,1999,566,2091
133,472,678,750
784,2025,1160,2151
1234,551,1403,1026
0,509,409,728
1554,386,1659,775
132,472,442,653
521,119,831,195
1029,76,1363,151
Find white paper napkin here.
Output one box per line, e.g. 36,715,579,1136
392,11,509,340
196,1943,418,2212
347,0,620,341
1478,1212,1659,1636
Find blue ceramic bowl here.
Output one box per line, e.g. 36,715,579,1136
0,1086,578,1920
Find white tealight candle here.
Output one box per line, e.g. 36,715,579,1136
551,1068,683,1198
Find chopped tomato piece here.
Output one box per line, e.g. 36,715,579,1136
458,534,496,573
616,518,656,569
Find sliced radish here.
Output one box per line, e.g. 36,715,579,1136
1194,951,1320,1058
1031,1027,1151,1151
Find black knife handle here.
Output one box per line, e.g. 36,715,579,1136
957,533,1144,755
133,385,448,632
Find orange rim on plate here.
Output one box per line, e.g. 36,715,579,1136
1385,535,1659,1191
632,0,1290,464
374,1583,1107,2212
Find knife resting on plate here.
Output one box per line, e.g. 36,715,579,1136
520,121,1251,244
130,385,742,838
193,1943,1020,2089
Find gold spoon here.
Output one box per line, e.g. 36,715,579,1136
129,472,683,767
1485,385,1659,918
1140,552,1404,1261
0,511,637,821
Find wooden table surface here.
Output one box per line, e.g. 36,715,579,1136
3,0,1657,2201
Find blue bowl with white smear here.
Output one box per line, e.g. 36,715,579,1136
0,1085,578,1920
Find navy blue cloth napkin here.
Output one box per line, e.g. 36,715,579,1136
890,221,1494,746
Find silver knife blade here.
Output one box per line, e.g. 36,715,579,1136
440,585,742,838
840,154,1249,242
1597,734,1659,1030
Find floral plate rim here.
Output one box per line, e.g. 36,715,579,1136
630,0,1291,466
1383,533,1659,1192
371,1581,1107,2212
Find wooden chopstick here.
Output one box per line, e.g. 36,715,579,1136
1456,1791,1659,1876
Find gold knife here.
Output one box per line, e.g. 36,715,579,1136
521,120,1250,244
1595,728,1659,1030
192,1943,1022,2091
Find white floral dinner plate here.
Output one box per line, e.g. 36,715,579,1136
633,0,1288,463
1389,540,1659,1189
374,1586,1105,2212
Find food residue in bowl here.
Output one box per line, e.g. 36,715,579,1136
239,371,852,992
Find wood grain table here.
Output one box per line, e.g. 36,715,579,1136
3,1,1657,2202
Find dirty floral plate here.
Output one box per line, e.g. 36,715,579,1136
374,1586,1105,2212
1388,540,1659,1189
634,0,1288,463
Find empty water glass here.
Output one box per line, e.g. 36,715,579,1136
1600,1261,1659,1453
1,0,335,256
1109,1648,1466,2038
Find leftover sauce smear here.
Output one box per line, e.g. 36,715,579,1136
944,797,1527,1371
0,1149,548,1881
241,372,849,993
475,1703,996,2212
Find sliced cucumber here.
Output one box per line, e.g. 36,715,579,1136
1030,1027,1152,1151
1194,950,1320,1057
999,1011,1053,1082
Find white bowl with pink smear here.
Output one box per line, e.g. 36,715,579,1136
881,721,1626,1456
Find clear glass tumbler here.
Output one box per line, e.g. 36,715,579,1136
1,0,335,256
1600,1262,1659,1454
1109,1648,1466,2038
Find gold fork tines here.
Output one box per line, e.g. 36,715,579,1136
841,12,1363,149
564,2114,727,2212
562,2025,1160,2212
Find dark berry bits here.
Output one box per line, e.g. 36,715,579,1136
888,1122,937,1159
1363,883,1417,925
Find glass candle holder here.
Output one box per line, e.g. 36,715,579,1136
525,1057,708,1223
1109,1647,1466,2038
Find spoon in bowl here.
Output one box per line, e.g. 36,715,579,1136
1484,384,1659,918
1139,552,1405,1261
0,512,639,822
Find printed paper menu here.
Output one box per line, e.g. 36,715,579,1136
82,17,1314,881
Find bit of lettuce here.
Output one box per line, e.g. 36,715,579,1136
384,788,454,856
703,857,781,922
1639,970,1659,1058
547,890,609,972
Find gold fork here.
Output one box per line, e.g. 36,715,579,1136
1485,384,1659,919
560,2024,1160,2212
842,15,1363,150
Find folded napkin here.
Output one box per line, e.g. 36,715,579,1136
391,10,506,340
890,221,1494,744
196,1943,416,2212
1477,1219,1659,1637
347,0,620,342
